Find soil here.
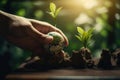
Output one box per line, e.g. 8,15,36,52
4,48,120,79
16,48,120,70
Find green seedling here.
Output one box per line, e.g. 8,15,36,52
45,2,64,54
73,27,94,68
75,27,93,48
48,2,62,19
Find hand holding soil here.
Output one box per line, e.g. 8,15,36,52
0,10,68,56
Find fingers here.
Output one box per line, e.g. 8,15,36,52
56,29,69,46
27,25,53,44
29,19,54,33
29,19,69,46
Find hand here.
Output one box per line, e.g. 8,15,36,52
0,11,68,56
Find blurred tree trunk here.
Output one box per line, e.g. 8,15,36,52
107,0,117,49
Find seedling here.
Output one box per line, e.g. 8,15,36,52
75,27,93,48
71,27,94,68
43,2,70,66
48,2,62,19
45,2,64,54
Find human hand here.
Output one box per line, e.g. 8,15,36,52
3,15,68,56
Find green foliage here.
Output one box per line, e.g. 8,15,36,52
48,2,62,18
34,10,44,19
75,27,93,48
16,9,26,16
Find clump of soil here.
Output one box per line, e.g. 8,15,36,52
112,48,120,67
70,47,94,69
19,50,71,71
97,49,112,69
70,50,87,68
41,50,71,68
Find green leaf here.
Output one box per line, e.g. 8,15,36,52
87,28,93,41
75,27,94,48
55,7,62,18
82,32,87,42
88,28,93,35
48,2,62,19
75,35,82,41
48,12,55,18
50,2,56,13
77,27,84,35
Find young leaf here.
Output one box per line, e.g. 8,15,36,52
50,2,56,13
88,28,93,35
75,35,82,41
48,2,62,19
75,27,94,48
49,12,55,18
77,27,84,35
55,7,62,18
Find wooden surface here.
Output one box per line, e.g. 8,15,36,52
6,69,120,80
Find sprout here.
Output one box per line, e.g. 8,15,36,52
45,2,64,54
48,2,62,19
75,27,93,48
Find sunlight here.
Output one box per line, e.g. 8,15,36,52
96,7,108,14
81,0,98,9
60,0,103,19
74,13,93,25
61,0,98,10
67,0,98,9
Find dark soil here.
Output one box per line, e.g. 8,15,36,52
15,48,120,71
4,48,120,80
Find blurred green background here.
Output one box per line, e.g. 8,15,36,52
0,0,120,70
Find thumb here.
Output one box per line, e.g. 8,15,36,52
27,25,53,44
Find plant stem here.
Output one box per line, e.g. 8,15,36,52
54,17,57,27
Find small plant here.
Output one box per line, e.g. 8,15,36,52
70,27,94,68
75,27,93,48
48,2,62,19
45,2,64,54
43,2,70,66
